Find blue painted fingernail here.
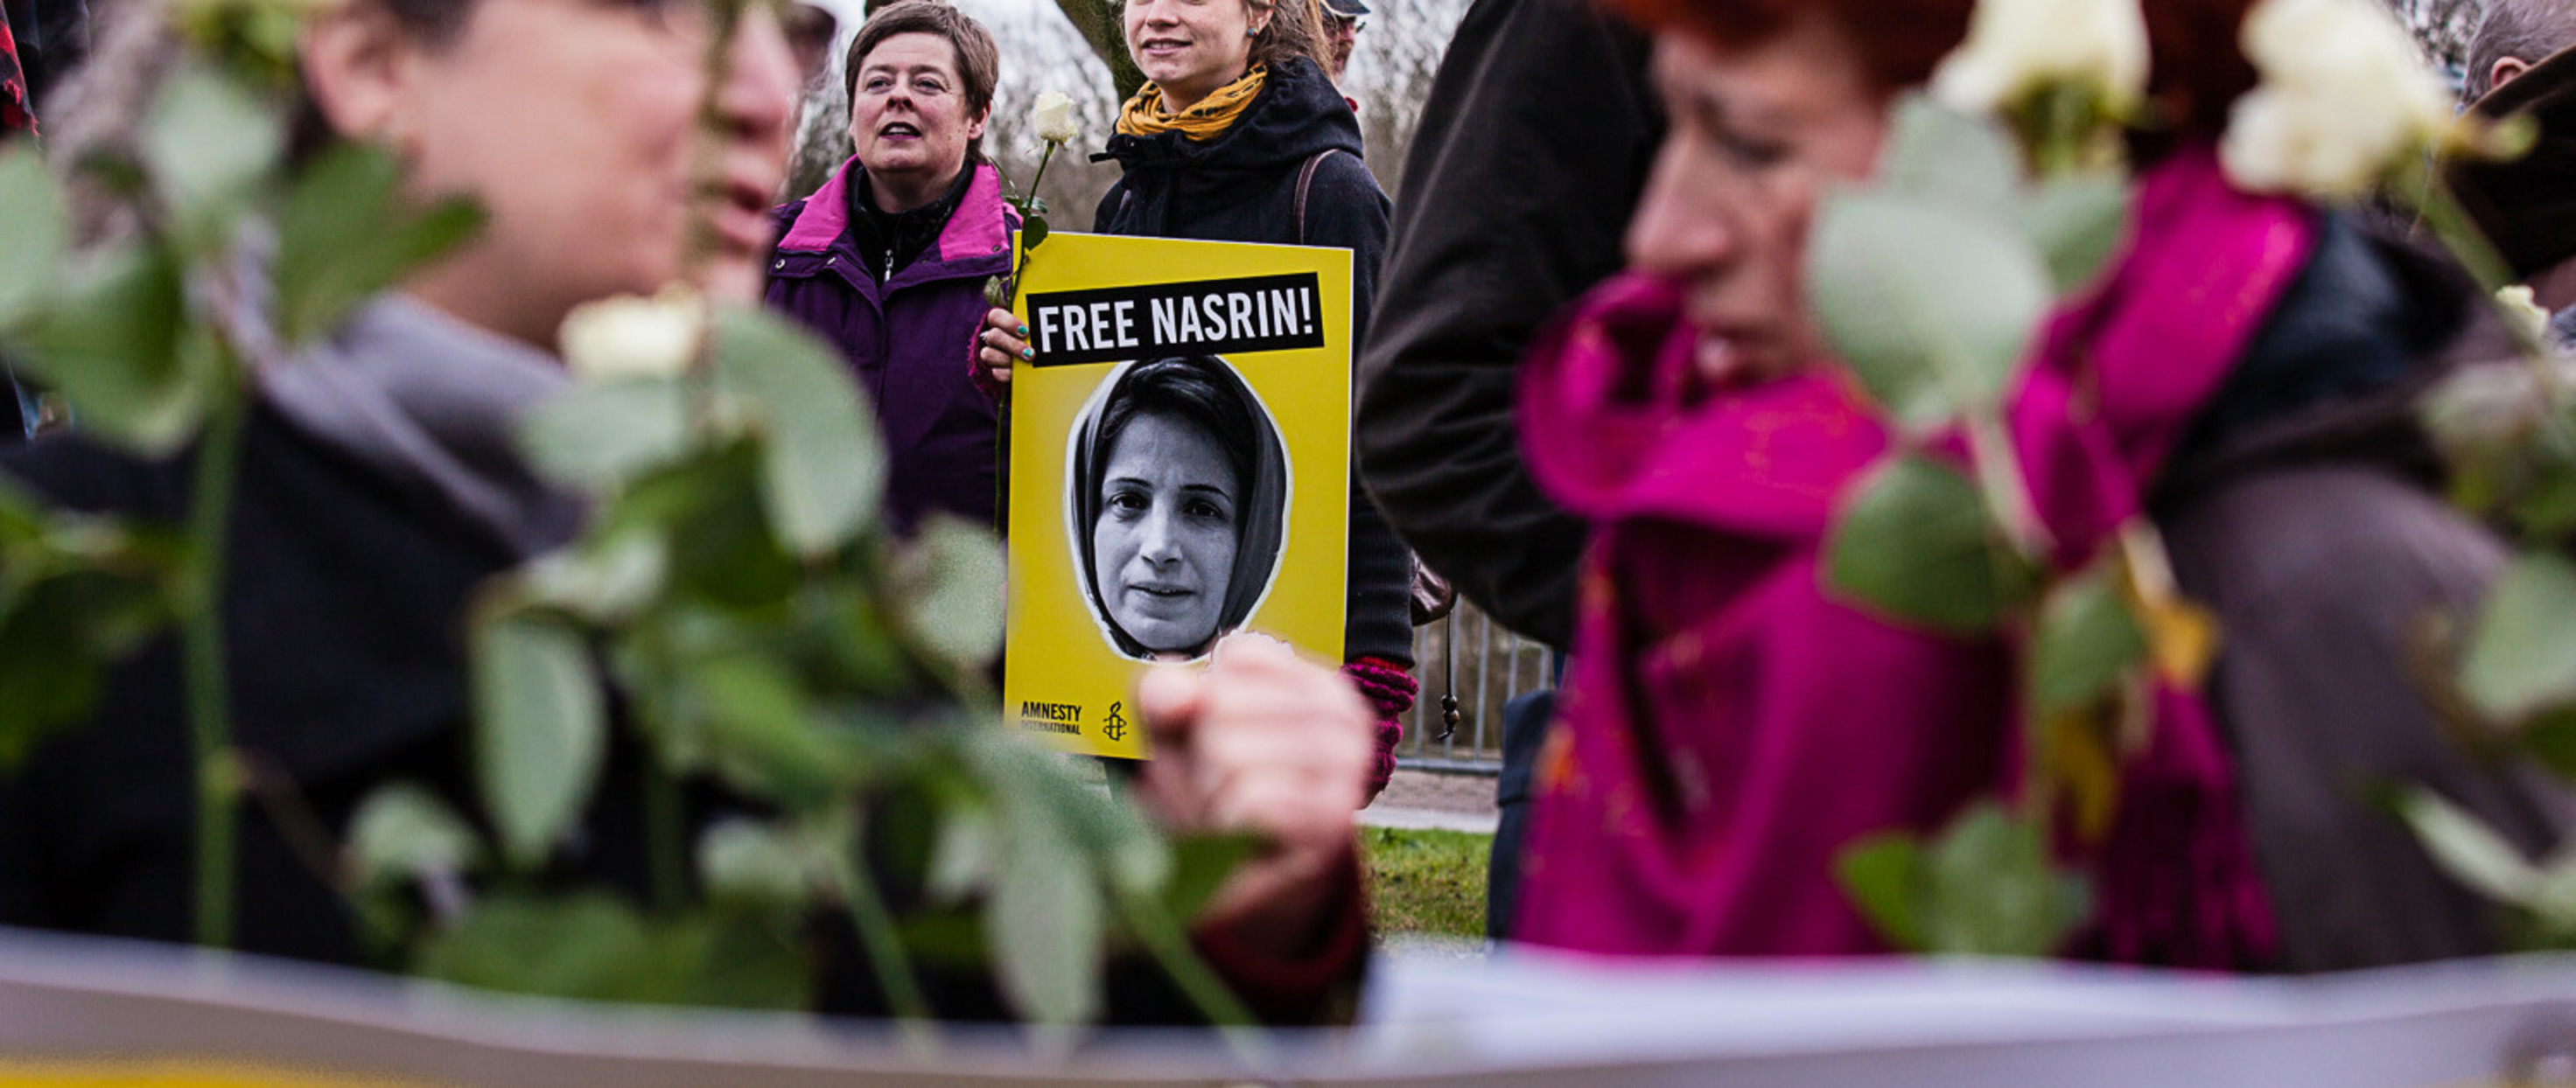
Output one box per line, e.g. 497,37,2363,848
1020,347,1034,360
1017,325,1029,337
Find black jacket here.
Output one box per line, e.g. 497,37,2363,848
1094,57,1414,667
2153,215,2576,971
1351,0,1661,649
0,408,515,961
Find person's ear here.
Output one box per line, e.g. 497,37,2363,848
298,3,424,149
2495,56,2535,94
967,104,990,143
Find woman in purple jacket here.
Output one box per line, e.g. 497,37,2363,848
764,1,1014,531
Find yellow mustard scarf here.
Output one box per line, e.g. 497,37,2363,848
1116,64,1268,140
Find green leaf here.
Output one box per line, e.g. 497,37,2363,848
1834,833,1929,952
1878,96,2020,220
519,378,695,492
1158,833,1262,924
673,912,811,1010
808,584,915,694
925,806,999,903
415,893,660,1001
1824,454,2040,633
708,309,886,556
1806,191,2054,428
987,820,1104,1025
1021,217,1051,254
12,245,207,455
966,729,1163,891
0,568,172,766
2026,565,2146,716
347,782,484,891
2397,789,2538,904
699,819,821,910
889,514,1006,671
414,894,809,1009
0,144,68,331
608,443,801,609
517,532,668,623
273,143,485,345
690,653,847,809
1917,802,2089,957
471,614,606,868
139,62,284,255
2022,176,2131,294
2459,552,2576,723
2524,710,2576,779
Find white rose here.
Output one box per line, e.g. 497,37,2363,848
2501,285,2553,341
558,288,705,383
1032,91,1080,145
1929,0,2149,115
2222,0,2453,196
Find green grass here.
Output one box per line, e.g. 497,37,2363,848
1360,826,1491,939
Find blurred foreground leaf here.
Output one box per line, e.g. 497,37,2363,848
1825,454,2040,633
274,143,485,346
1836,801,2090,957
709,310,886,557
1806,191,2053,429
2459,552,2576,723
472,614,605,868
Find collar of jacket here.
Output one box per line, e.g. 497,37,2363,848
1095,57,1364,176
259,294,584,559
770,158,1015,292
848,164,976,278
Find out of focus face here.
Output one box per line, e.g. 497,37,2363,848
1124,0,1262,114
848,31,987,212
1624,17,1889,387
1321,10,1357,79
365,0,798,345
1093,412,1241,656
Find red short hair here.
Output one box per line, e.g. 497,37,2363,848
1611,0,2262,150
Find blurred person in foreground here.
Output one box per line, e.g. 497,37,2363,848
1508,0,2575,970
1350,0,1660,938
0,0,1376,1022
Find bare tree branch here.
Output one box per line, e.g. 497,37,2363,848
1051,0,1146,102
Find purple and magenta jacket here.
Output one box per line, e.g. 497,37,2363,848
763,157,1015,531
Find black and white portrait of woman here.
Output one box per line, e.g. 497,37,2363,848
1070,356,1290,660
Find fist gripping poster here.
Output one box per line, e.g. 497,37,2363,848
1003,233,1351,760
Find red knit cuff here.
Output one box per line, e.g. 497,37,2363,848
1190,847,1368,1025
1343,657,1416,804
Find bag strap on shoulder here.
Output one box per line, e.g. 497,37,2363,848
1292,148,1341,246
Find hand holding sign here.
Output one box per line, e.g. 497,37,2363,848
975,306,1029,389
1131,633,1372,957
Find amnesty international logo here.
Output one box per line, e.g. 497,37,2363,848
1102,701,1128,743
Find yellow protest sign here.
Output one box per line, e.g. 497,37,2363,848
1002,233,1351,759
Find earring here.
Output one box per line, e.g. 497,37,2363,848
1245,25,1257,35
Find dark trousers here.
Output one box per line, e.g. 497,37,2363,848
1486,652,1563,940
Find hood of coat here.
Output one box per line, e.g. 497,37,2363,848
1100,58,1365,185
767,157,1016,287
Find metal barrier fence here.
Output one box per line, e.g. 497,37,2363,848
1396,602,1544,774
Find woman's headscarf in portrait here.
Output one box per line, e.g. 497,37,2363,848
1070,356,1290,659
